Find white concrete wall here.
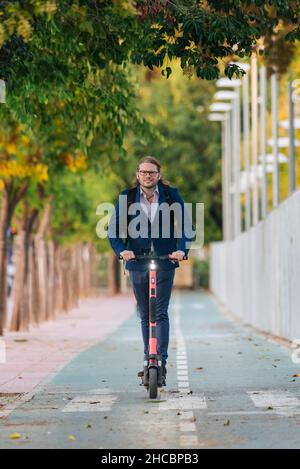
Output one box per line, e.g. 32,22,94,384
210,190,300,341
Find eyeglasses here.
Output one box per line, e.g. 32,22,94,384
138,170,159,176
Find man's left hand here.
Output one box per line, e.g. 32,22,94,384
169,250,186,261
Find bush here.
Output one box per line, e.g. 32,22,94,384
193,258,210,289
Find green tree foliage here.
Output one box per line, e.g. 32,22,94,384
133,0,300,79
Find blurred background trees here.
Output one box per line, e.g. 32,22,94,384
0,0,299,333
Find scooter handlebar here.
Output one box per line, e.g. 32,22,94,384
118,253,188,261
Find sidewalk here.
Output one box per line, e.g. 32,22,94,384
0,294,134,395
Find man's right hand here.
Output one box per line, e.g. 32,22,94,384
120,250,135,261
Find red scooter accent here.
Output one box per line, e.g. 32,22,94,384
119,252,187,398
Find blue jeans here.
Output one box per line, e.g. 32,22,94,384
129,270,175,365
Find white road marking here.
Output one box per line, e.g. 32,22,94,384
208,410,300,416
179,422,197,432
180,411,194,419
177,373,189,379
159,395,207,411
178,389,192,395
248,390,300,416
178,382,190,388
172,293,201,447
62,389,118,412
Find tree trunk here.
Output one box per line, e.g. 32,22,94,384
0,182,29,334
10,231,26,331
0,190,9,335
46,240,55,321
31,236,41,325
107,252,120,295
53,244,63,316
10,205,39,332
33,202,52,323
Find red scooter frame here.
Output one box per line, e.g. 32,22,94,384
120,252,187,399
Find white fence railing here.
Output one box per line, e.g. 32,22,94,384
210,190,300,341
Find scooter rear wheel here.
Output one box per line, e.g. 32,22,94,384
149,367,158,399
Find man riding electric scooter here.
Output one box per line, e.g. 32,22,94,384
108,156,193,390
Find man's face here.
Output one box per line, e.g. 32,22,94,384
136,162,160,189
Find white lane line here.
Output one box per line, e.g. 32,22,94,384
180,411,194,419
159,395,207,411
173,293,201,447
179,422,197,432
177,374,189,379
178,389,192,395
248,390,300,416
178,382,190,388
208,410,300,416
62,389,118,412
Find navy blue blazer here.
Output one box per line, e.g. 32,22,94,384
108,183,193,271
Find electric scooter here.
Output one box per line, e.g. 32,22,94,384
119,252,187,399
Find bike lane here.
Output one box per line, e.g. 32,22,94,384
175,291,300,449
0,290,300,449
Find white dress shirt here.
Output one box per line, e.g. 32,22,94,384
140,185,159,251
140,185,159,222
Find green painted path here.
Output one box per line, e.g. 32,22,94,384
0,290,300,449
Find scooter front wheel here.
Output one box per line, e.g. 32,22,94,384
149,367,158,399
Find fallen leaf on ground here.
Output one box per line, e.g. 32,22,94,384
224,420,230,426
68,435,76,441
9,433,21,439
292,374,300,378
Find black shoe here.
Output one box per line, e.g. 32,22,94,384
157,364,167,387
162,365,167,386
138,358,149,387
